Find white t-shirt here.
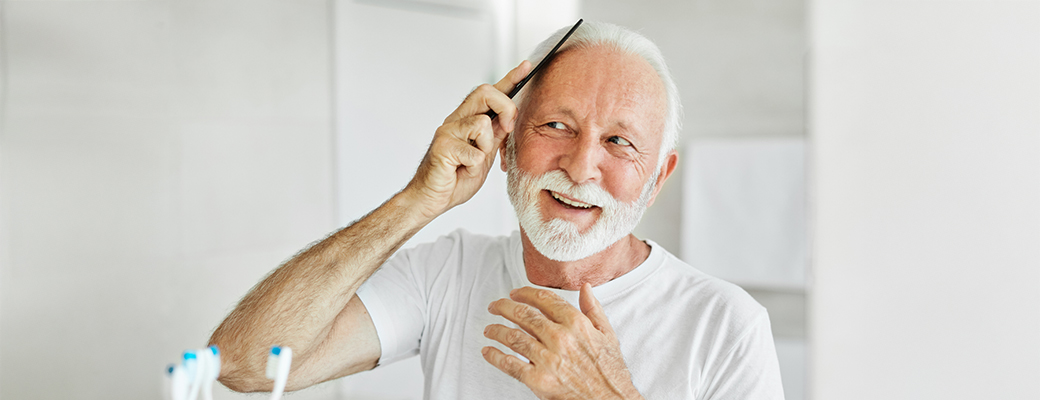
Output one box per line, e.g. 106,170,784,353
356,230,784,399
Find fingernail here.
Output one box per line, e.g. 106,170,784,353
481,347,489,356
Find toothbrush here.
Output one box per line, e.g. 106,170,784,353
167,363,188,400
265,346,293,400
201,345,220,400
163,364,175,400
183,351,203,400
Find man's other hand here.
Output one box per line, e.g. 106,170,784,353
404,60,532,220
483,285,645,400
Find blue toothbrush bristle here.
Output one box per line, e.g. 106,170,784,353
271,346,281,356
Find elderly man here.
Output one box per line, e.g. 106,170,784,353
210,21,784,399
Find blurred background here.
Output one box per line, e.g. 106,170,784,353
0,0,1036,399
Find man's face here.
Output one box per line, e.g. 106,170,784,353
503,45,669,262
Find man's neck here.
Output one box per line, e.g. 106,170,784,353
520,231,651,290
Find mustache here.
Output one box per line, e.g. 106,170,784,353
520,170,631,210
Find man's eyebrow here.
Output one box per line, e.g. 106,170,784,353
539,107,641,137
534,106,581,124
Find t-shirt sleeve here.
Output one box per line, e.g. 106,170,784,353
700,311,786,400
355,233,460,366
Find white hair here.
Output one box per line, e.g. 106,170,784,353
515,21,683,165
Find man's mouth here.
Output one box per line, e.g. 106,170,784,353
548,190,596,209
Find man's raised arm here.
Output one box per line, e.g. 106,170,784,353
208,61,532,393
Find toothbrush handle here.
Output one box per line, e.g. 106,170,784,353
270,347,292,400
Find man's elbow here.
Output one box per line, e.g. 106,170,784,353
209,340,270,393
218,373,268,393
218,372,316,394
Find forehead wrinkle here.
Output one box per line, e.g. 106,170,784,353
526,46,666,143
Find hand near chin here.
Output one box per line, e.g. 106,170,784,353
404,61,532,219
483,285,645,400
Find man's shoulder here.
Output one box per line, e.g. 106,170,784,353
399,228,517,271
641,244,766,324
613,245,780,399
417,228,516,253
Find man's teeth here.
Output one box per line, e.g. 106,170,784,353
550,191,594,209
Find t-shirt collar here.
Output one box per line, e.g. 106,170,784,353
505,231,666,307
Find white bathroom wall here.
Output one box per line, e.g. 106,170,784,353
0,1,339,399
810,1,1040,398
682,137,806,290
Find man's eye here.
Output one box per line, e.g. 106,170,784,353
608,136,632,146
546,122,566,130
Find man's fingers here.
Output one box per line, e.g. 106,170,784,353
456,114,495,153
494,60,533,92
444,84,514,131
483,324,546,364
488,298,554,341
510,286,581,326
438,114,496,156
481,346,534,384
579,283,617,340
491,60,533,133
494,60,533,94
428,130,485,176
446,138,486,169
445,61,532,131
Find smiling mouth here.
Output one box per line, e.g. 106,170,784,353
548,190,596,209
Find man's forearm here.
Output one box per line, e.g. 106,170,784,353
209,190,432,390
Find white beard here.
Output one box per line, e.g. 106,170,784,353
505,137,658,262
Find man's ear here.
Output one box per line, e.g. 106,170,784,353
499,133,510,172
646,149,679,207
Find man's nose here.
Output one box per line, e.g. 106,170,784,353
559,136,602,184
